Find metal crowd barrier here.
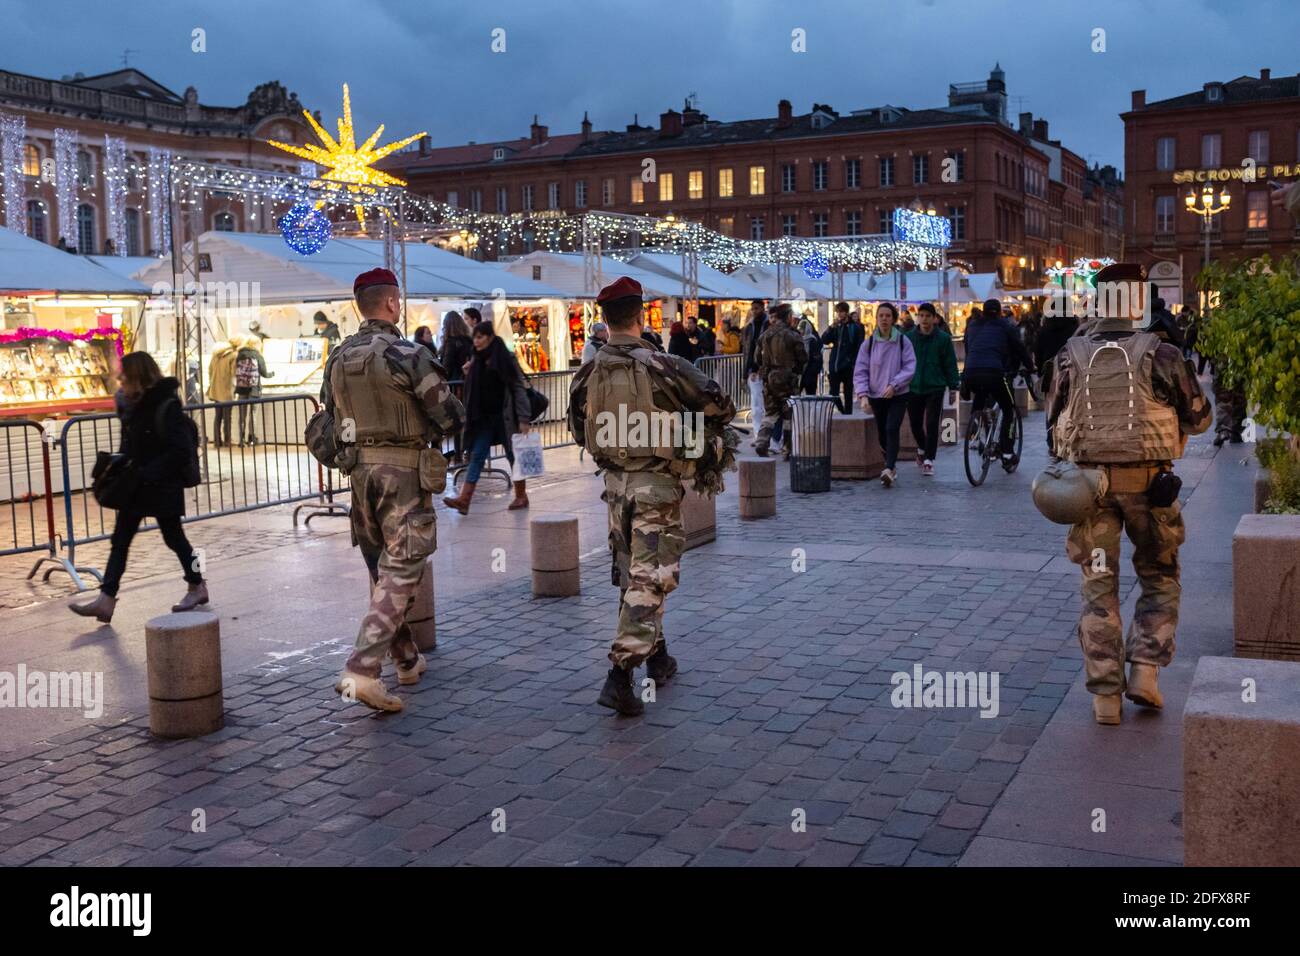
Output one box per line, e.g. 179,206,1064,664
0,418,88,586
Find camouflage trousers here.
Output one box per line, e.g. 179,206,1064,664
1213,380,1246,440
604,469,685,670
755,389,794,455
346,462,438,679
1066,491,1185,696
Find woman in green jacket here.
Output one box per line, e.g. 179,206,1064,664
903,302,960,476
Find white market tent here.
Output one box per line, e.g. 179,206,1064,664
730,264,835,302
0,229,151,295
500,251,682,300
619,252,765,301
842,269,987,305
86,255,165,286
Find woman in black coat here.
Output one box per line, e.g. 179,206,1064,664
70,352,206,624
441,320,532,515
436,310,474,463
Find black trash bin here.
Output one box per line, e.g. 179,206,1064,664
788,395,835,492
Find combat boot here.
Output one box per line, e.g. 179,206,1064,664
442,481,476,515
1125,662,1164,709
396,654,428,686
596,666,644,716
334,670,403,712
1093,693,1122,725
69,592,116,623
508,480,529,510
645,644,678,684
753,443,771,458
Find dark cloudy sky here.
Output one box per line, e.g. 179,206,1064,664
4,0,1296,170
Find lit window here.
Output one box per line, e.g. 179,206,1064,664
658,172,674,202
718,168,733,198
1246,191,1268,229
749,166,766,196
718,216,734,236
631,178,645,204
688,170,704,200
23,144,39,177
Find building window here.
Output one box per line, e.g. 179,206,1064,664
496,186,509,213
492,147,506,162
470,189,483,212
25,199,45,242
878,156,894,187
718,216,734,236
947,205,965,241
601,177,615,206
1156,136,1176,171
782,214,797,236
750,216,765,240
812,211,828,237
781,164,796,193
547,182,559,209
76,203,95,252
1200,133,1221,168
688,170,704,200
718,168,733,198
749,165,766,196
23,144,40,178
1248,130,1269,164
1246,190,1269,230
125,208,141,255
1155,195,1175,234
658,173,674,202
522,184,534,211
878,209,891,234
76,150,92,188
630,178,645,204
845,158,861,189
214,211,235,232
574,180,587,208
446,190,459,208
944,150,965,183
812,161,828,191
844,210,862,236
913,154,929,185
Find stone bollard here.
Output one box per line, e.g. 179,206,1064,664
1254,468,1272,513
1014,385,1029,416
738,456,776,519
1232,514,1300,661
681,488,716,550
1184,655,1300,866
407,558,436,651
146,611,224,739
531,515,580,597
830,413,884,479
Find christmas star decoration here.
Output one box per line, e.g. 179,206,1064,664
267,84,425,226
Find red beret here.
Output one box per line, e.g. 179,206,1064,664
1093,262,1145,284
596,276,643,304
354,268,399,295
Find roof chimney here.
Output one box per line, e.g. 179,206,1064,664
777,99,793,127
659,108,682,137
1131,89,1145,110
1032,118,1049,141
1260,68,1271,81
1018,111,1032,135
530,115,548,145
418,134,430,156
581,110,592,142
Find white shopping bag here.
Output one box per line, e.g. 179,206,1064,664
747,375,765,421
511,430,546,480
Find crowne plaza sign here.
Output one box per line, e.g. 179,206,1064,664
1172,163,1300,184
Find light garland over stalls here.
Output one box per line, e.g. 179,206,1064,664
0,326,125,357
164,160,928,274
0,112,26,234
53,128,78,245
147,147,171,256
102,135,128,256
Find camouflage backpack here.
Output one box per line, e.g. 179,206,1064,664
583,347,676,466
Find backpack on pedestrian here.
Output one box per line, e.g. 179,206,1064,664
235,356,259,390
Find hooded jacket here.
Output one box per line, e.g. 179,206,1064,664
853,327,916,399
206,343,237,402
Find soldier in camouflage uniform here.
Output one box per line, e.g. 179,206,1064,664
323,268,464,712
754,303,807,459
1046,263,1211,725
1211,366,1247,446
569,277,736,716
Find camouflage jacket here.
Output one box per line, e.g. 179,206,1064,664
1046,318,1211,457
321,318,465,441
758,320,807,394
568,331,737,488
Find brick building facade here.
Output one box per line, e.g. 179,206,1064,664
1123,68,1300,302
383,66,1122,288
0,67,314,256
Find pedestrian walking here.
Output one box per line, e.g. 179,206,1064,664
580,321,609,363
798,318,823,396
233,334,274,446
821,301,865,413
568,276,736,716
70,352,206,624
441,320,533,514
1040,263,1210,726
904,303,959,477
322,268,465,712
719,319,741,355
754,303,806,459
854,302,916,487
668,320,696,362
206,339,237,448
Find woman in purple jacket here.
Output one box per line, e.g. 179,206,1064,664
854,302,916,487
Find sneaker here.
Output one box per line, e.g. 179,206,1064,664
921,460,934,477
880,468,895,488
915,451,926,468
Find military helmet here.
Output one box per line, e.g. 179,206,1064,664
1031,460,1108,524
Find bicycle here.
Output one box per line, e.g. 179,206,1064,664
963,385,1023,487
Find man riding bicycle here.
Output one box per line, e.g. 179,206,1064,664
960,298,1036,460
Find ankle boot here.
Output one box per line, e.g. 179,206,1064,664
69,592,117,623
442,481,476,515
596,666,644,716
172,581,209,612
1125,663,1163,709
1093,693,1122,725
646,644,678,684
508,480,529,510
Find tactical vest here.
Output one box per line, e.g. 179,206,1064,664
1054,332,1184,464
583,346,677,466
329,333,428,447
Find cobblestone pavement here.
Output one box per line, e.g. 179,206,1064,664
0,413,1238,867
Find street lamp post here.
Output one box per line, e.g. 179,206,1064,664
1185,185,1230,315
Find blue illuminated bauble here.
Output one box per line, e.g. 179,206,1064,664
802,251,829,280
279,202,332,255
